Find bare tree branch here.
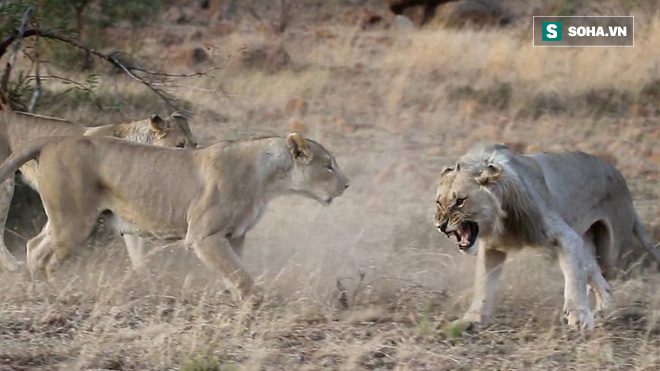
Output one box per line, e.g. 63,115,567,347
126,64,222,79
27,74,93,94
106,51,180,112
0,5,34,93
0,28,220,113
26,73,103,110
28,35,41,112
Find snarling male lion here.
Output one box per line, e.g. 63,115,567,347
0,133,349,300
0,111,197,271
434,144,659,330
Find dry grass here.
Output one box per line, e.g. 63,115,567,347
2,1,660,369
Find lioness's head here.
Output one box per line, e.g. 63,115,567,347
286,132,349,205
149,112,198,148
434,162,506,255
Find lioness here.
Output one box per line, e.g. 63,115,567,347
0,133,348,299
0,111,197,271
434,144,660,330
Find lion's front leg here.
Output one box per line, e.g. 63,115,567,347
463,242,507,326
556,227,594,330
191,233,260,303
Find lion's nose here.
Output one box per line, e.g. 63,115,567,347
344,184,350,190
438,220,448,233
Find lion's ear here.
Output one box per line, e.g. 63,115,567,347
286,132,313,164
440,163,460,177
476,164,503,185
149,114,170,133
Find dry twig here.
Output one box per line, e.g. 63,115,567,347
0,28,219,113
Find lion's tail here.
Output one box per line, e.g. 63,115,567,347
633,212,660,265
0,136,61,184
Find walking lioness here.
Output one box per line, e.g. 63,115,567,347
0,133,349,299
0,111,197,271
434,144,660,330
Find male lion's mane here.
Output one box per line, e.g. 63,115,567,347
460,144,549,247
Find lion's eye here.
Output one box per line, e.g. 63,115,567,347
455,197,466,207
436,200,441,207
326,163,333,171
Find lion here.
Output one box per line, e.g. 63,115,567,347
0,111,197,272
0,132,349,300
434,143,660,330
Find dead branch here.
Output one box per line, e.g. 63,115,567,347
106,51,180,112
27,74,94,93
26,74,102,110
27,35,41,112
0,6,34,93
122,63,222,79
0,28,216,113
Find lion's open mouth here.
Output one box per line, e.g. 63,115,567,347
445,221,479,251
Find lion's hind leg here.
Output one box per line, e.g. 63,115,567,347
35,161,100,278
585,220,616,279
588,271,612,317
582,232,613,317
43,214,98,279
555,225,595,330
26,221,53,279
0,176,20,271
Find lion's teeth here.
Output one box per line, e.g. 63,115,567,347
460,233,470,245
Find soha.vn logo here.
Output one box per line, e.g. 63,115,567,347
542,22,562,41
542,22,628,41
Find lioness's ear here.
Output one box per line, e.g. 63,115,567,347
476,164,503,185
286,132,313,164
149,114,169,133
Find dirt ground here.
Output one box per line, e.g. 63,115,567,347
1,1,660,370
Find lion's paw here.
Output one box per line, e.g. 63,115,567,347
594,292,612,318
592,282,613,317
563,305,594,330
